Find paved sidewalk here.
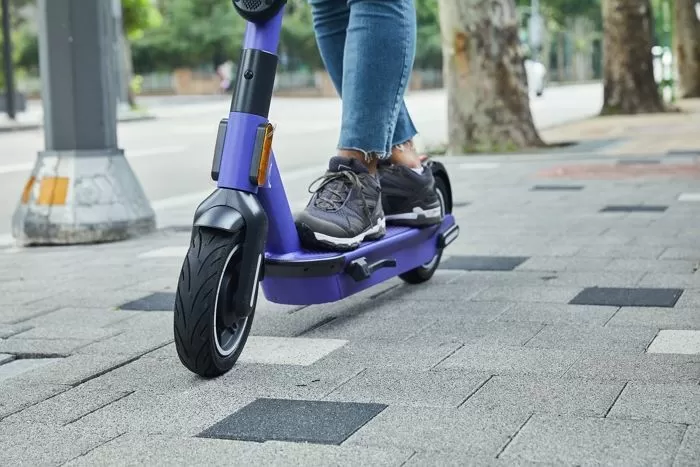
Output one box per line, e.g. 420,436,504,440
1,104,700,465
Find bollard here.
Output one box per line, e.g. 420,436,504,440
11,0,155,246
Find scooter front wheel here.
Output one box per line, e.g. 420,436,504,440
174,227,256,377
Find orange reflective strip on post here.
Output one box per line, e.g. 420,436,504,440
256,123,274,186
37,177,69,205
20,176,35,204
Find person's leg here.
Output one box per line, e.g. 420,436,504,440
296,0,439,250
310,0,420,168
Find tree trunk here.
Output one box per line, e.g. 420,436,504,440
601,0,665,114
438,0,543,154
673,0,700,98
123,39,137,108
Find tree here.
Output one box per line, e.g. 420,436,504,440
121,0,162,106
673,0,700,97
438,0,543,154
601,0,665,114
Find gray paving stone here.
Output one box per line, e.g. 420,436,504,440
242,441,413,467
496,303,618,326
471,286,582,304
525,324,657,352
0,324,31,339
499,414,686,465
118,292,175,311
64,434,257,466
0,381,69,419
437,344,581,376
76,328,173,357
543,271,645,287
660,247,700,261
318,339,462,371
0,337,91,355
607,383,700,425
0,305,57,325
461,376,624,417
4,384,131,425
515,257,612,272
66,434,412,467
576,245,667,259
27,288,156,311
324,368,488,408
10,324,121,341
0,357,64,382
607,306,700,329
605,259,698,273
406,450,558,466
675,289,700,308
637,273,700,288
68,387,257,436
674,425,700,467
439,256,530,271
565,351,700,383
200,398,387,445
22,307,136,328
0,422,120,465
424,320,544,346
0,354,13,365
345,405,528,454
7,354,140,386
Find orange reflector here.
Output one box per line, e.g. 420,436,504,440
37,177,69,206
21,176,36,204
256,123,274,186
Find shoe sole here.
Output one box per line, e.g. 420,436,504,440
297,218,386,252
385,205,442,227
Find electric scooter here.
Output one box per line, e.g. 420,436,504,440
173,0,460,377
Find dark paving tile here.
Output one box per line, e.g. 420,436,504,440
569,287,683,308
118,292,175,311
530,185,584,191
600,205,668,213
198,398,387,445
439,256,529,271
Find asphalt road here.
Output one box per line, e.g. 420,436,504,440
0,83,603,241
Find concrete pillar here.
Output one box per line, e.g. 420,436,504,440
12,0,155,246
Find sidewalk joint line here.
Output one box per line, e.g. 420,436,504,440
495,412,534,459
603,381,629,418
61,432,127,466
521,324,547,346
399,451,418,467
457,374,494,408
293,316,337,337
602,306,623,327
430,344,464,369
63,390,136,426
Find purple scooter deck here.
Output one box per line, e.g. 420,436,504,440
261,214,457,305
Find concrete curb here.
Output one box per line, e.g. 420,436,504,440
0,113,156,134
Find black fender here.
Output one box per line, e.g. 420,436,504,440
192,188,268,320
426,159,454,214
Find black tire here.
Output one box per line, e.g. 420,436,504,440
174,227,257,378
399,175,449,285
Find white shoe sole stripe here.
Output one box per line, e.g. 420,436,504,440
385,206,442,221
312,218,386,246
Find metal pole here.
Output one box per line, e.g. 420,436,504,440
12,0,155,246
1,0,15,120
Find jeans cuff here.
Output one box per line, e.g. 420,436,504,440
338,146,390,162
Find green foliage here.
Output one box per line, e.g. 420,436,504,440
122,0,163,41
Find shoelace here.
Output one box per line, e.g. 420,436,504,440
307,170,371,218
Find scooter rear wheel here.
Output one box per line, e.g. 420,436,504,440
399,176,449,284
174,227,256,377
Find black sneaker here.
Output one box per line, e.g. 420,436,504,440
295,156,385,251
378,163,442,227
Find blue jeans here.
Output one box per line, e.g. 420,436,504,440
309,0,418,160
